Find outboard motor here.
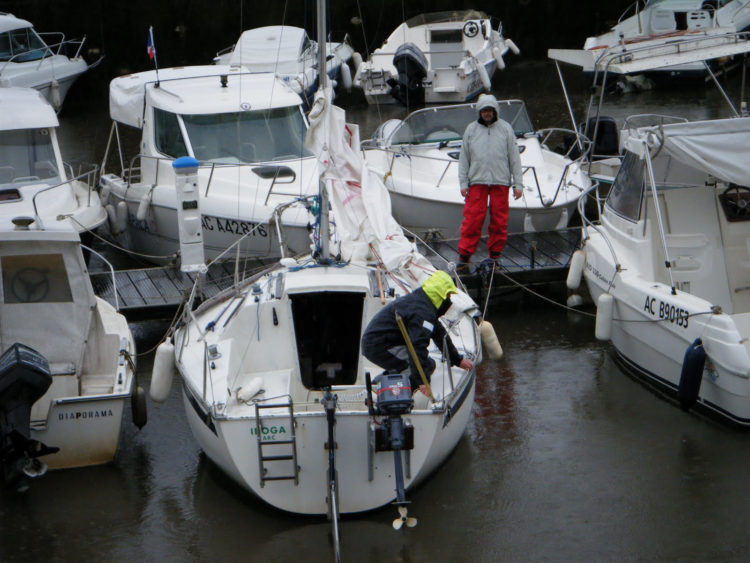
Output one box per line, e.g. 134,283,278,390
366,371,417,529
0,343,59,489
390,43,428,106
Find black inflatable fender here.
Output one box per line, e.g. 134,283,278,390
678,338,706,411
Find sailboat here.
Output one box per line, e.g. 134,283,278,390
152,0,483,539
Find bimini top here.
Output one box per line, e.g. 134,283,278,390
109,65,303,129
0,13,33,34
0,87,58,130
405,10,488,27
228,26,310,73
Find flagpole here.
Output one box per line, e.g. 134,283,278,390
148,26,161,87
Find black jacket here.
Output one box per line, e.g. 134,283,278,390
361,288,463,378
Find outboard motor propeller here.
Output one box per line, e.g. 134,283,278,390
0,343,59,489
366,371,417,529
390,43,428,106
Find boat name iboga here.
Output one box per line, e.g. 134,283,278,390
643,296,690,328
59,409,115,421
250,425,287,440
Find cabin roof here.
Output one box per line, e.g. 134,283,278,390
109,65,302,128
0,87,58,130
0,13,33,34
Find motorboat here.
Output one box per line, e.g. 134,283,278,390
0,87,106,239
361,100,593,238
571,116,750,425
563,33,750,425
0,12,101,111
212,25,355,105
98,65,320,265
0,224,141,488
152,10,485,531
577,1,750,88
353,10,519,106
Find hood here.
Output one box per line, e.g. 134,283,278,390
476,93,500,116
422,270,458,310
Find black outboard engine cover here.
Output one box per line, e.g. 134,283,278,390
376,373,414,415
0,343,56,487
391,43,428,106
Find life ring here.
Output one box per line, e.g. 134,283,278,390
463,21,479,38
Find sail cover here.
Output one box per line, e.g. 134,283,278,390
647,117,750,186
305,88,435,285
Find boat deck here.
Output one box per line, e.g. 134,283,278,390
91,228,581,320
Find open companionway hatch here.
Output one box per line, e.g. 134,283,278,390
290,291,365,389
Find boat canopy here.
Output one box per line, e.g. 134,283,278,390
637,117,750,186
228,26,311,73
404,10,488,27
0,13,33,34
0,87,58,130
109,66,302,129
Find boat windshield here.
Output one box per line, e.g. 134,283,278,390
179,106,313,164
0,129,60,186
389,100,534,145
0,28,50,62
605,151,644,222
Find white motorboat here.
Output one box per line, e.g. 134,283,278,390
353,10,519,106
213,25,355,105
0,87,106,238
562,30,750,425
98,65,320,265
0,12,100,111
154,44,483,525
0,224,141,487
571,116,750,425
576,0,750,88
361,100,593,238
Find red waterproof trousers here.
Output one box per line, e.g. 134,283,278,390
458,184,510,259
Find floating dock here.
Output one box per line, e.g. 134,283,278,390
91,228,581,320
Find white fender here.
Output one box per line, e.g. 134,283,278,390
149,341,175,403
595,293,614,341
492,46,506,71
567,250,585,290
567,294,584,308
105,203,118,235
479,319,503,360
115,200,128,233
476,61,492,92
237,376,264,402
50,79,61,111
99,182,111,203
351,51,363,71
505,38,521,55
339,63,353,92
136,190,152,221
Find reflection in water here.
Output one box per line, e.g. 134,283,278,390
3,63,750,561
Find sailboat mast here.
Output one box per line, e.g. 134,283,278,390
315,0,331,263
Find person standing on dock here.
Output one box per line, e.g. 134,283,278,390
457,94,524,274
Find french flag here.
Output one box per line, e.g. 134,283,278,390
147,26,156,60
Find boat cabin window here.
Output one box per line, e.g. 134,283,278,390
154,108,189,159
0,129,60,186
290,291,364,389
1,254,72,304
430,29,463,44
181,106,312,164
605,151,644,222
0,28,50,62
389,101,534,145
